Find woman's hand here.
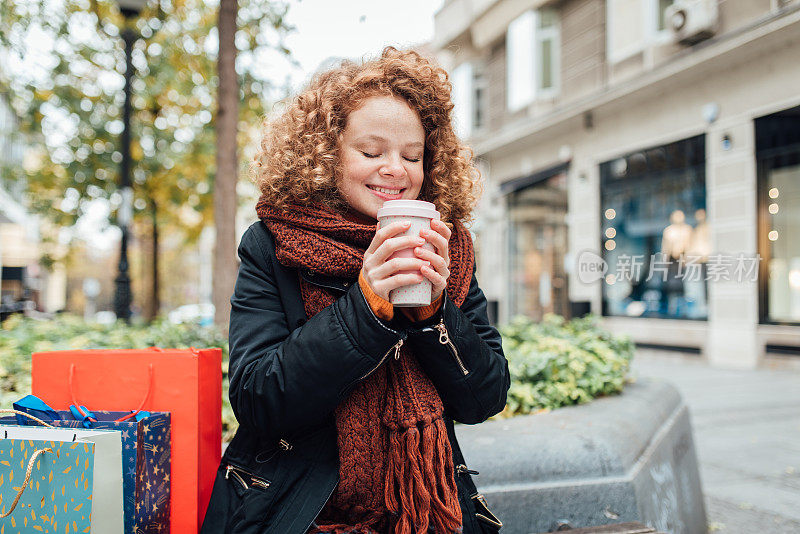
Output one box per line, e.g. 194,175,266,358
362,221,432,301
415,219,451,302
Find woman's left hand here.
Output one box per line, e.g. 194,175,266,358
414,219,452,302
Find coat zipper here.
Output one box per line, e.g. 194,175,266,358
455,464,479,476
225,465,249,489
356,337,404,382
225,463,271,490
434,317,469,376
334,277,407,393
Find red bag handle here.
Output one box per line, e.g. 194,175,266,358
68,362,154,422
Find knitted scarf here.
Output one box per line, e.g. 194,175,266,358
257,199,474,534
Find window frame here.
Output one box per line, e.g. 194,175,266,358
650,0,677,43
472,65,488,134
606,0,675,64
506,8,561,112
506,10,536,112
756,113,800,326
451,61,475,139
536,9,561,100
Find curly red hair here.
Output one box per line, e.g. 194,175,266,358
252,46,482,225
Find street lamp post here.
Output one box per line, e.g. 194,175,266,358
113,0,146,322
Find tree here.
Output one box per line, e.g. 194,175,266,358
214,0,238,331
0,0,293,319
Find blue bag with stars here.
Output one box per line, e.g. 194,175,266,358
4,395,171,533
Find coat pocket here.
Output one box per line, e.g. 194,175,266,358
455,463,503,534
226,463,272,493
470,492,502,534
225,462,278,534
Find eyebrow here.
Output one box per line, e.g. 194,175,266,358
354,135,424,149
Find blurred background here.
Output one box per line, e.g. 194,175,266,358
3,0,799,368
0,0,442,326
434,0,800,370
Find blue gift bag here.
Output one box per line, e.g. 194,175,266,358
3,396,171,533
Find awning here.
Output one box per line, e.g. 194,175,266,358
498,160,570,195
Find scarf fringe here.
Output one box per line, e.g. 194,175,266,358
311,521,382,534
385,420,463,534
311,509,386,534
311,525,381,534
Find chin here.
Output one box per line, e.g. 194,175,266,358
353,199,380,220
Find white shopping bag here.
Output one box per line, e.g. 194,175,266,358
1,423,124,534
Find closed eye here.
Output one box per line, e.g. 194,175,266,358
404,157,421,163
361,151,379,158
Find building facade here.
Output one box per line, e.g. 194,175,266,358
0,94,66,314
433,0,800,368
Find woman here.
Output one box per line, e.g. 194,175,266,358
201,46,509,534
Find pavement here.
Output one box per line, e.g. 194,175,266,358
630,351,800,534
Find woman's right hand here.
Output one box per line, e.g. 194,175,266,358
361,221,431,301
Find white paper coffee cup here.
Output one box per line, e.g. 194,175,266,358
377,200,441,307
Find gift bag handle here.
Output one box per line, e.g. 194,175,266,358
0,445,53,518
0,409,55,428
68,363,154,422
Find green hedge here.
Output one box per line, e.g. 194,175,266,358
1,312,634,438
0,314,238,441
498,313,634,417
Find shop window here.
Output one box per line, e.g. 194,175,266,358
507,170,569,321
756,107,800,324
600,135,707,320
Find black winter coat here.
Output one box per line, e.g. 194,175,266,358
200,220,510,534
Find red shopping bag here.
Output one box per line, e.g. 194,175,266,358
32,347,222,534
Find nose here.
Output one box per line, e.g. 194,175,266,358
379,153,406,178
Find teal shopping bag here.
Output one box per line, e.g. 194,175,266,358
0,411,124,534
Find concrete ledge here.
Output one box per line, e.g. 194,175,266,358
455,378,707,534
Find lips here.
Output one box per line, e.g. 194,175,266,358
367,185,404,194
366,184,405,200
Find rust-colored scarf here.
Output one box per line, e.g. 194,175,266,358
257,199,474,534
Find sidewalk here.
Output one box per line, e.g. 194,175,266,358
631,352,800,534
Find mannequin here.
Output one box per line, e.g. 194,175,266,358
685,208,711,318
659,210,692,316
661,210,693,260
687,208,711,261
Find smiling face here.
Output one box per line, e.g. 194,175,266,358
337,94,426,220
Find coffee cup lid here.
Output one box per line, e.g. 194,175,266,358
377,200,440,220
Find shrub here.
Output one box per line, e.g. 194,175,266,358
1,312,634,438
0,314,238,441
497,313,634,417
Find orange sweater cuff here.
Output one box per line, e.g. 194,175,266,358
399,292,443,322
358,272,443,323
358,271,394,321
